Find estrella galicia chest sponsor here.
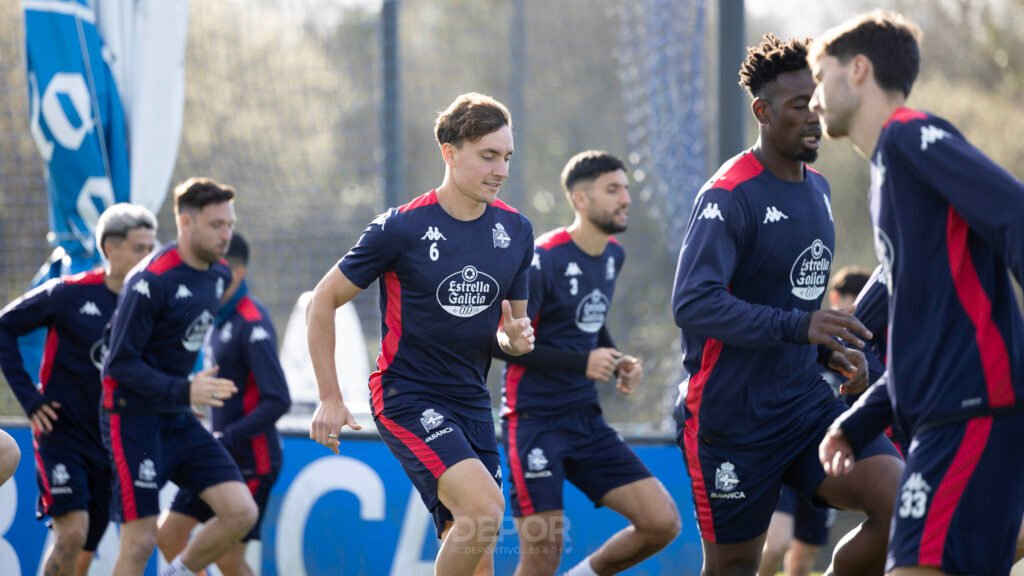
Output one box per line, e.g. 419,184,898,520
436,265,500,318
789,239,832,301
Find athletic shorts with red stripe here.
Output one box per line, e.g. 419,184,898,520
374,399,501,538
502,405,652,518
887,413,1024,575
170,471,278,542
677,398,899,544
101,411,243,522
33,429,111,551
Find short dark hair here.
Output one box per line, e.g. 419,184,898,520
738,33,812,100
830,266,871,298
561,151,626,196
434,92,512,147
809,10,922,97
225,232,249,266
95,203,158,258
173,177,235,215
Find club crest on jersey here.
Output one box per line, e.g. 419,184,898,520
436,265,500,318
89,339,106,370
182,310,215,352
789,239,832,301
220,321,233,343
79,301,101,316
420,408,444,432
606,256,616,280
575,289,610,333
215,277,225,300
492,222,511,249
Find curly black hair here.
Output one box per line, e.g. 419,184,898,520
738,33,812,100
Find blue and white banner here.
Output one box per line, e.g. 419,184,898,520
1,427,703,575
24,0,131,260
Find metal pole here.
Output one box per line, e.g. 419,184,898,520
717,0,746,165
381,0,402,209
507,0,526,209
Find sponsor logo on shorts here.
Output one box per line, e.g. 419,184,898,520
424,427,453,444
714,461,739,492
524,447,552,479
420,409,444,432
790,239,832,300
52,463,70,486
435,266,500,318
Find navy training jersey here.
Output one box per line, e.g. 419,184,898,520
501,228,625,417
103,243,232,414
206,288,290,475
0,269,115,447
673,150,836,446
339,190,534,421
853,266,888,386
868,108,1024,435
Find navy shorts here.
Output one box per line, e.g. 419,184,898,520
33,429,111,551
774,485,835,546
101,411,243,522
678,397,899,544
375,401,501,538
170,471,278,542
503,406,652,517
888,414,1024,575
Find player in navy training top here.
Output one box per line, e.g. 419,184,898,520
157,233,291,575
672,35,902,575
101,179,258,576
493,151,680,576
0,203,156,576
811,12,1024,574
307,93,535,576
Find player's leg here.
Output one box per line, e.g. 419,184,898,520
213,474,276,576
156,509,201,561
214,541,254,576
783,491,831,576
115,516,160,575
45,511,89,575
436,458,506,576
74,552,94,576
180,481,256,569
509,510,564,576
784,540,820,576
759,511,794,576
0,428,19,485
584,477,680,574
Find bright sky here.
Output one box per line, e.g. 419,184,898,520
745,0,865,37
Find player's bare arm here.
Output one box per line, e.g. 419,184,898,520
497,299,534,356
307,266,364,454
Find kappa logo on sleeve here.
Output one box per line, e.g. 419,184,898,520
698,202,725,222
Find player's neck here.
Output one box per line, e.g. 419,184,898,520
752,138,804,183
102,270,124,294
567,218,609,257
175,238,212,270
435,182,487,221
849,89,906,159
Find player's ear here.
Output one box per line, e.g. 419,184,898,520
850,54,871,87
440,142,457,168
752,97,770,126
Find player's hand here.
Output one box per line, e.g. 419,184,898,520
586,348,622,381
828,348,868,395
29,401,61,435
310,397,362,455
615,356,643,395
190,366,237,407
819,426,855,477
500,300,534,356
807,309,872,351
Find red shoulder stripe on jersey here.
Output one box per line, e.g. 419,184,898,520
709,151,764,192
946,208,1015,407
884,107,928,127
507,413,536,516
918,416,992,566
147,248,183,275
806,165,823,176
65,269,105,285
237,296,263,322
491,198,519,213
683,337,723,543
398,190,439,213
369,271,403,414
609,235,620,245
108,413,139,521
536,228,572,250
33,437,53,514
39,328,58,392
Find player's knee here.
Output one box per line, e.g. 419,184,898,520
457,493,504,539
227,498,259,536
120,530,157,562
638,505,681,548
519,546,562,576
54,520,89,552
0,430,20,484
